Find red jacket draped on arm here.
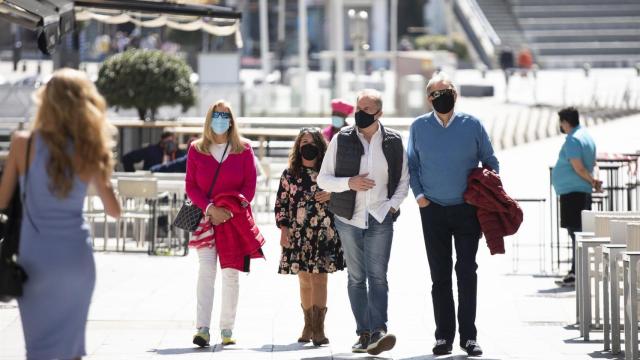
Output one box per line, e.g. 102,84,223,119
211,192,265,271
463,168,523,255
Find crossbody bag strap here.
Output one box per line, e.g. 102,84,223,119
22,135,38,233
205,141,231,199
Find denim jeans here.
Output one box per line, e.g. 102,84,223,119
419,202,481,346
334,213,394,335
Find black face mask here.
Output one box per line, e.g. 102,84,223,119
354,110,377,129
300,144,319,161
163,140,177,154
432,93,455,114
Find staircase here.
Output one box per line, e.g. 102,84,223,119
475,0,526,50
475,0,640,68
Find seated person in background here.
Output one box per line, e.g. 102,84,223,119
122,131,185,171
150,155,187,173
150,136,199,173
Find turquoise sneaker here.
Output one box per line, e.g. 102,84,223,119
221,329,236,345
193,327,210,347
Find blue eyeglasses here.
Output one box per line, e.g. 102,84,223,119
213,111,231,119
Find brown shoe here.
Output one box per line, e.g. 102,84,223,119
298,305,313,343
312,306,329,346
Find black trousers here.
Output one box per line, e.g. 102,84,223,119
559,192,592,274
419,202,482,345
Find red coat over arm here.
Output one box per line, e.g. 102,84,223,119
463,168,523,255
212,192,265,271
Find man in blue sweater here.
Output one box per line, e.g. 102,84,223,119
407,73,499,357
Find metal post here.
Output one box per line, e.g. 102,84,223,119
277,0,286,84
333,0,345,98
549,166,555,272
349,9,369,92
298,0,308,113
278,0,286,43
259,0,270,80
390,0,398,75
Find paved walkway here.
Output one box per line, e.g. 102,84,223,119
3,114,640,359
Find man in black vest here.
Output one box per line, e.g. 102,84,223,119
318,89,409,356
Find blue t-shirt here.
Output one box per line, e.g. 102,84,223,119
551,125,596,195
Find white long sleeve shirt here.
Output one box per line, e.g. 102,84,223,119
317,125,410,229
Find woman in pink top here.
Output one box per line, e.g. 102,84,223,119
185,100,257,348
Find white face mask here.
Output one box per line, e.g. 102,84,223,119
331,116,345,128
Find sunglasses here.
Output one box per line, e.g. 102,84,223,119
212,111,231,119
429,88,455,99
299,127,321,134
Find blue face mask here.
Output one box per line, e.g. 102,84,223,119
331,116,345,128
211,114,231,135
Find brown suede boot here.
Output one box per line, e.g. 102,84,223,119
312,306,329,346
298,305,313,343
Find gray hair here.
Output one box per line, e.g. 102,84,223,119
356,88,383,111
426,72,457,95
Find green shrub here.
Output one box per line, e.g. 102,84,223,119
413,35,469,61
96,49,196,120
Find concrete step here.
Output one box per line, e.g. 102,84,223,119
537,54,640,68
527,32,640,43
519,16,640,30
513,4,640,18
516,0,637,5
532,41,640,56
525,28,640,36
525,28,640,40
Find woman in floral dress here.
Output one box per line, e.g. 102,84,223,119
275,128,345,346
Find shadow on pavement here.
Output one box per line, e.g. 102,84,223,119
564,338,604,344
536,286,575,294
398,355,501,360
301,354,392,360
149,347,213,355
588,350,625,359
563,324,580,331
252,343,318,352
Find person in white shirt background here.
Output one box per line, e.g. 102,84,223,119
317,89,409,356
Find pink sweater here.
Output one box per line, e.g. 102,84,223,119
185,143,257,212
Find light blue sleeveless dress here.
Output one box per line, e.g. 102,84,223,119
17,133,95,360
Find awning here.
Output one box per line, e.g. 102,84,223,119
0,0,243,54
75,9,243,48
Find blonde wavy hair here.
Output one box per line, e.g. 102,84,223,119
193,100,246,154
32,68,115,198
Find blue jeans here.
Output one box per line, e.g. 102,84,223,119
334,213,394,335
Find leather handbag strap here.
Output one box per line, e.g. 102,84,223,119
205,141,230,199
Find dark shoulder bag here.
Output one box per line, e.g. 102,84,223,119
172,141,230,232
0,136,35,302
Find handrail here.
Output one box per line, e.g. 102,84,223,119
466,0,501,48
454,0,502,67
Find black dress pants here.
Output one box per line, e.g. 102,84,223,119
419,202,482,346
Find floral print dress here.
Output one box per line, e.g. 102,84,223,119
275,167,345,274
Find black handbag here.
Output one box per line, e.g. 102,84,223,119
172,141,229,232
0,136,34,302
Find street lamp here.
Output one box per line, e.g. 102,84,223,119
348,9,369,90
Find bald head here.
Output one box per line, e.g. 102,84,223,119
356,89,383,112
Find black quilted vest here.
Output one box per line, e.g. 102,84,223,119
328,124,404,220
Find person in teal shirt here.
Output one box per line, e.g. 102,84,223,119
551,107,601,286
